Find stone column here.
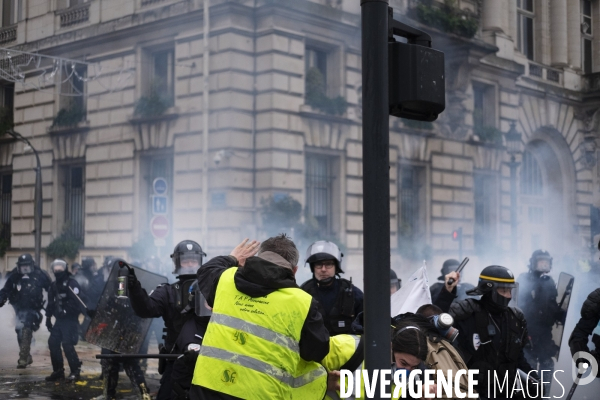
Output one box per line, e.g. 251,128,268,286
567,0,581,69
551,0,568,66
481,0,505,32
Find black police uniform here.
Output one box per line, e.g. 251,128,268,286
449,266,535,399
129,272,198,400
46,271,84,380
301,277,363,335
569,288,600,368
0,255,50,368
517,271,563,373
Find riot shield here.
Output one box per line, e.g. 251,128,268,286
552,272,574,361
85,261,168,353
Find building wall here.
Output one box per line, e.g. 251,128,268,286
0,0,598,286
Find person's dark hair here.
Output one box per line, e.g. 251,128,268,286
258,233,299,267
416,304,443,318
392,319,428,362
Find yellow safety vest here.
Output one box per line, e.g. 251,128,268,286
192,267,327,399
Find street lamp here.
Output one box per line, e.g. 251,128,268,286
504,122,523,259
5,130,42,267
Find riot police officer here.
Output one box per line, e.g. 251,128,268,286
517,250,564,390
0,253,50,368
430,259,476,303
127,240,206,400
300,240,363,335
45,259,85,382
449,265,536,399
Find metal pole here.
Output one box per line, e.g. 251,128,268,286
201,0,210,248
7,130,42,267
510,157,518,260
361,1,390,397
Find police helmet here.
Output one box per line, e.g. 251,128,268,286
170,240,206,275
305,240,344,274
50,259,68,274
528,249,552,273
438,259,460,280
81,257,97,271
467,265,517,307
16,253,34,275
390,269,402,292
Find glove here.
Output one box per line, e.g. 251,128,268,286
123,265,137,288
46,317,53,332
0,293,6,307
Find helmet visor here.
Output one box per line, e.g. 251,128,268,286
19,265,32,274
304,241,342,265
195,287,213,317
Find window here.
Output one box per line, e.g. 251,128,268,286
0,170,11,245
0,83,14,128
60,64,87,120
521,150,543,196
398,165,426,241
474,172,497,252
517,0,534,60
582,0,593,74
305,153,337,233
472,82,496,134
64,164,85,240
150,48,174,106
306,47,328,91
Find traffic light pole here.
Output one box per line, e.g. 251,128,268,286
361,1,391,397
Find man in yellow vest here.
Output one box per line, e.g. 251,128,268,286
190,235,330,400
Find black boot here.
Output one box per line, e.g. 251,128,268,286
17,328,32,369
45,368,65,382
66,368,81,382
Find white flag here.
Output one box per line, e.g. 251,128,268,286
391,261,432,317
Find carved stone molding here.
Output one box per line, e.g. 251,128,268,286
48,121,90,160
129,112,179,151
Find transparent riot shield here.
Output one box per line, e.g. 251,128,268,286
85,261,168,353
552,272,574,361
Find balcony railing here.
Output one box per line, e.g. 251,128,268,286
0,25,17,44
527,62,563,85
141,0,165,6
57,3,90,28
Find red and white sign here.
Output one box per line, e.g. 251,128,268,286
150,215,169,240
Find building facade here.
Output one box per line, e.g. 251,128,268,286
0,0,598,284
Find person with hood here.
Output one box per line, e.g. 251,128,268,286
45,259,85,382
300,240,363,335
189,235,330,400
0,253,50,368
449,265,537,399
126,240,207,400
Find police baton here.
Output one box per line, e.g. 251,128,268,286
68,286,88,309
447,257,469,286
95,354,182,360
565,372,583,400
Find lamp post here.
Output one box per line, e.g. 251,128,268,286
504,122,523,260
5,130,42,267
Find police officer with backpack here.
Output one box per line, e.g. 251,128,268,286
300,240,363,335
0,253,50,368
126,240,206,400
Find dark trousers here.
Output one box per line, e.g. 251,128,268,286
48,318,81,373
100,348,147,397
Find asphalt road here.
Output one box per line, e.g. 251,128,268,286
0,305,161,399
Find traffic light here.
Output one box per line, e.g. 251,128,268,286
452,228,462,241
452,227,463,260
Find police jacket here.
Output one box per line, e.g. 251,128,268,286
569,288,600,356
47,274,84,320
517,272,563,335
449,298,533,398
0,269,50,310
301,277,363,335
190,255,330,400
431,282,476,312
129,273,197,351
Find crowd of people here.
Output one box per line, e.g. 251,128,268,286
0,234,598,400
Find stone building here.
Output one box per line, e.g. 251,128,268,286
0,0,598,284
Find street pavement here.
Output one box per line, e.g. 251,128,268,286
0,305,161,399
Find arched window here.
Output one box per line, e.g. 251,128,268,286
521,150,543,196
